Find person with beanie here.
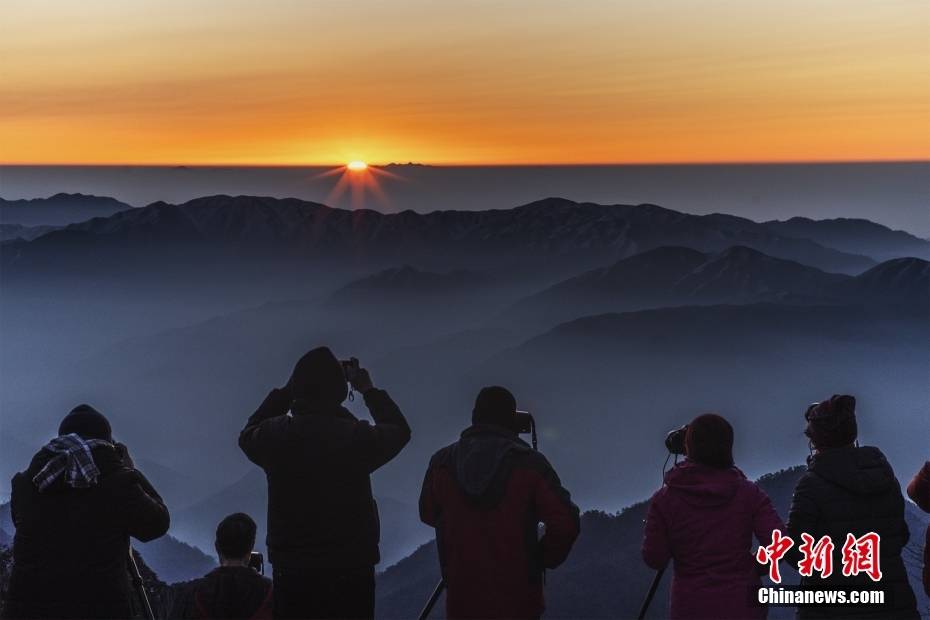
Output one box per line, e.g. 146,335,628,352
787,395,918,619
4,405,170,619
419,386,580,619
239,347,410,619
642,413,784,619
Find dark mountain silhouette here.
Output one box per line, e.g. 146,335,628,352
0,224,57,242
375,466,930,619
0,193,132,227
331,265,487,302
764,216,930,262
848,257,930,307
135,536,215,585
504,246,923,328
0,196,876,278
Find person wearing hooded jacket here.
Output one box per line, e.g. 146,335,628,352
786,395,918,619
239,346,410,619
906,461,930,597
3,405,170,619
641,413,784,620
419,386,580,620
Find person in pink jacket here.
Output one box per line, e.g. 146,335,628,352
642,413,785,620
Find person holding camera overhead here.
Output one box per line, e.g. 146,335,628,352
641,413,783,620
169,512,273,619
419,386,580,620
239,346,411,619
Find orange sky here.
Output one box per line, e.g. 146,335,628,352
1,0,928,165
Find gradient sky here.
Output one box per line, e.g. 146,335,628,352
1,0,928,165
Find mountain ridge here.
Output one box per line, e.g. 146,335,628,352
1,195,877,277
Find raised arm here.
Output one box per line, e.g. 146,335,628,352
642,490,671,570
785,473,819,566
353,388,412,472
118,469,170,542
419,456,440,527
752,485,785,544
349,367,411,473
239,387,292,468
532,455,580,569
907,461,930,513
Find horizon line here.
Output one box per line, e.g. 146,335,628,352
1,158,928,168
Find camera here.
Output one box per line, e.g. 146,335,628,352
513,410,534,435
341,358,359,383
665,424,688,455
248,551,264,575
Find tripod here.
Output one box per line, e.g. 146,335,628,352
128,546,155,620
636,566,666,619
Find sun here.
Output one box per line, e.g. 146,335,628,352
347,160,368,171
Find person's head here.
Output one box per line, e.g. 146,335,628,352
287,346,348,406
58,404,112,442
685,413,734,468
472,386,517,429
805,394,857,451
215,513,257,565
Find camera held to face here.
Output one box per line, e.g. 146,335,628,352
665,424,688,455
341,358,360,383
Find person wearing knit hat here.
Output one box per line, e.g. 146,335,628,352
239,346,411,619
642,412,783,619
58,403,113,442
5,406,169,618
471,385,518,428
804,394,858,450
787,395,918,618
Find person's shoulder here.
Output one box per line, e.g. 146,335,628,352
427,442,457,469
511,446,557,477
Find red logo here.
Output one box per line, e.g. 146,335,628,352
756,529,794,583
756,530,882,583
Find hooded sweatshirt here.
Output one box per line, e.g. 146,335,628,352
642,460,783,620
420,425,580,619
787,446,919,619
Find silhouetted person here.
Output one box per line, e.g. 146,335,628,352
786,395,918,618
170,512,273,619
239,347,410,619
642,413,783,620
906,461,930,597
419,386,580,619
3,405,170,619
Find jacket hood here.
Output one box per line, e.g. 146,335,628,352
452,425,531,500
808,445,895,496
663,460,746,508
288,346,348,406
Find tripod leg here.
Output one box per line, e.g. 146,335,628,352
637,566,666,620
417,578,446,620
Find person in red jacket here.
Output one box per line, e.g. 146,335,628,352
419,386,580,620
641,413,784,620
906,461,930,597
